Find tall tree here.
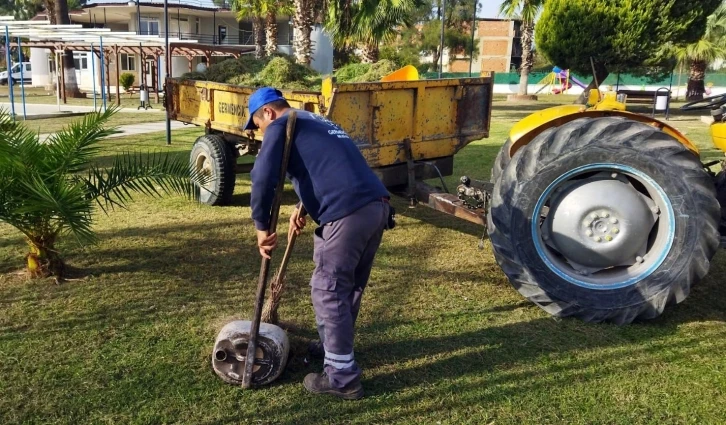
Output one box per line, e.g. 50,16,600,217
499,0,544,96
47,0,83,98
385,0,476,71
292,0,320,65
325,0,419,63
674,3,726,100
536,0,721,103
232,0,266,58
263,0,294,57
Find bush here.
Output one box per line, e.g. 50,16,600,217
119,73,135,94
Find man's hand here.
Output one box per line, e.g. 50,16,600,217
289,207,307,242
257,230,278,259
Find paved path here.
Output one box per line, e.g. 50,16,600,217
39,120,191,142
0,102,165,116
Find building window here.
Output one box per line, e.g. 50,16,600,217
195,17,200,34
218,26,227,44
140,18,160,36
121,53,136,71
73,53,89,70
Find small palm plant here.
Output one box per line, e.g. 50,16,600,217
0,108,203,280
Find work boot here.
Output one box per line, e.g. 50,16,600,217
303,372,364,400
307,340,325,359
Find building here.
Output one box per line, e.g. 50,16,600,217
447,18,523,74
30,0,333,91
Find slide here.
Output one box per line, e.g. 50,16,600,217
569,75,587,89
550,66,587,94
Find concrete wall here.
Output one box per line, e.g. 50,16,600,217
30,48,51,87
310,25,333,75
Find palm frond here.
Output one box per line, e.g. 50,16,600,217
13,174,96,246
83,151,208,214
42,107,120,176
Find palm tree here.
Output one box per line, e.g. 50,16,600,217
48,0,84,98
499,0,544,97
675,3,726,100
232,0,266,58
0,109,203,280
291,0,319,65
263,0,294,57
326,0,418,63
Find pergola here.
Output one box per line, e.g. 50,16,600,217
0,16,253,119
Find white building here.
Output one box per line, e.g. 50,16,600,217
30,0,333,90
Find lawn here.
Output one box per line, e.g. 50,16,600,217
19,112,166,135
1,95,725,425
0,86,162,109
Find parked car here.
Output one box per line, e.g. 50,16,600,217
0,62,32,85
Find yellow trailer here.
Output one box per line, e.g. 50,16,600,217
167,76,494,223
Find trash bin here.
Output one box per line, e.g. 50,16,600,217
655,94,669,111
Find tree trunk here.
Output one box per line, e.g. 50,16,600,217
575,61,609,104
26,237,64,279
431,47,441,72
360,42,379,63
518,21,534,96
265,11,278,57
253,16,265,59
55,0,83,98
293,0,314,65
686,60,707,101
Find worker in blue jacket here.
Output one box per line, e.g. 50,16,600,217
245,87,391,400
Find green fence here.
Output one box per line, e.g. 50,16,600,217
421,71,726,87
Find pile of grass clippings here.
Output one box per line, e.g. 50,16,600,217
180,55,400,90
181,55,321,90
334,60,398,83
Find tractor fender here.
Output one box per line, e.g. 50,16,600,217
508,105,698,157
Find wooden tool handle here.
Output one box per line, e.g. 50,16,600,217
242,111,298,389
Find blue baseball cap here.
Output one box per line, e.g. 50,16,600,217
243,87,286,130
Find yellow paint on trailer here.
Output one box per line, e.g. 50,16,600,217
168,76,494,168
711,122,726,152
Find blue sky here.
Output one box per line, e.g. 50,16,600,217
480,0,504,18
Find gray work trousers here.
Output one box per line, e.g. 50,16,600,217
310,199,389,389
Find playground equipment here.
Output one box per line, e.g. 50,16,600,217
536,66,588,95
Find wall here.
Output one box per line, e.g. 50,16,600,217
30,48,51,87
478,19,515,73
310,25,333,75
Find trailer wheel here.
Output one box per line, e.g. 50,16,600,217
488,117,720,324
190,135,236,206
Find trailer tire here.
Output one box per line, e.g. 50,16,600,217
488,117,720,324
190,134,236,206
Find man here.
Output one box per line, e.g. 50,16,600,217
245,87,391,400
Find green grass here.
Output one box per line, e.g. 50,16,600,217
19,112,166,135
1,99,726,424
0,86,162,108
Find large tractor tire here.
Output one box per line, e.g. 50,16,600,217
488,117,721,324
716,171,726,235
190,135,236,206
